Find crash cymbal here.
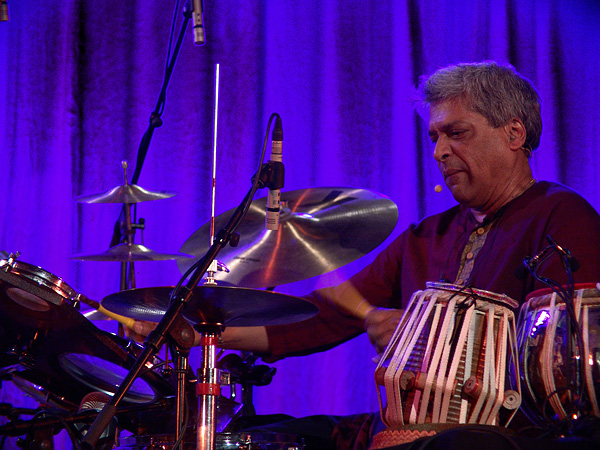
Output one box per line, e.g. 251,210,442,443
76,184,177,204
178,187,398,288
71,243,192,262
101,285,318,327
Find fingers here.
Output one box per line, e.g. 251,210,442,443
365,308,404,353
124,320,157,343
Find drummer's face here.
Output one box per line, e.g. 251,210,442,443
428,98,515,213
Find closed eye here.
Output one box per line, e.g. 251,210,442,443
449,129,466,138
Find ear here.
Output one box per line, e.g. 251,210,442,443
504,118,526,151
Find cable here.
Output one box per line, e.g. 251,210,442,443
524,236,588,423
29,409,83,450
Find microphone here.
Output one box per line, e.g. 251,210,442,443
77,392,116,450
515,245,554,280
265,116,284,231
0,0,8,22
79,392,112,412
192,0,206,45
516,236,580,280
546,235,580,272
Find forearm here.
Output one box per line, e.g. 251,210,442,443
212,325,270,353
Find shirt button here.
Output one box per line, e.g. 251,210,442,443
466,252,474,260
477,228,485,235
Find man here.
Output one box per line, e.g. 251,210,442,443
135,62,600,449
219,62,600,361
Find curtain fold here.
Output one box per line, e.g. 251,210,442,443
1,1,599,448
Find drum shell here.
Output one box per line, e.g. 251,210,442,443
0,260,181,435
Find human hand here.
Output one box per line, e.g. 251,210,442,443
124,320,157,343
364,307,404,354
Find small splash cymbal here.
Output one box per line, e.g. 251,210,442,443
76,184,177,204
71,244,192,262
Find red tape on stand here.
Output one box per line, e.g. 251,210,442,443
199,336,218,346
196,383,221,396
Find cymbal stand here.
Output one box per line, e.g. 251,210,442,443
83,108,282,448
170,332,193,444
118,161,139,336
195,325,223,450
83,158,270,449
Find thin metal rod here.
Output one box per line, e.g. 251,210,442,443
208,63,220,278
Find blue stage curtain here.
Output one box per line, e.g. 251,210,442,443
1,0,600,448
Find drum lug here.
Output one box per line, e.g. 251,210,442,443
71,293,82,310
1,251,21,272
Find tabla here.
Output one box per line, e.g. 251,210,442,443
517,284,600,425
374,283,521,436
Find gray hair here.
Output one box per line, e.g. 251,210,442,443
415,62,542,154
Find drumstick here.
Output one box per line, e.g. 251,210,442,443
77,294,136,329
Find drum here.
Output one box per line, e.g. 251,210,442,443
216,432,303,450
115,432,304,450
0,257,82,373
517,284,600,425
374,282,521,435
0,257,176,414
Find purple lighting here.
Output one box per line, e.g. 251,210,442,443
530,310,551,337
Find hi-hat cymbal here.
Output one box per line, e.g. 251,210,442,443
71,243,192,262
76,184,177,204
178,187,398,288
101,286,318,327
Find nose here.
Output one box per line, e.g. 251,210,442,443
433,136,451,162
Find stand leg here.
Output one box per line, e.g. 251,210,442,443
196,331,220,450
176,352,189,441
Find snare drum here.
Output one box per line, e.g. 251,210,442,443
0,258,82,371
517,284,600,425
375,283,521,434
0,258,175,413
0,258,80,319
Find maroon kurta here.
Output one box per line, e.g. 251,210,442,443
265,181,600,359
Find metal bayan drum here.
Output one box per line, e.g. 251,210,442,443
374,283,521,435
517,284,600,425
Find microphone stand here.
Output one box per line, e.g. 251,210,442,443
83,172,269,449
108,3,194,309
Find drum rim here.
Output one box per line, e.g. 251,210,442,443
525,283,599,301
1,259,78,300
425,281,519,309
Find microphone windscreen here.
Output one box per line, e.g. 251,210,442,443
570,256,580,273
79,392,112,411
515,263,529,281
